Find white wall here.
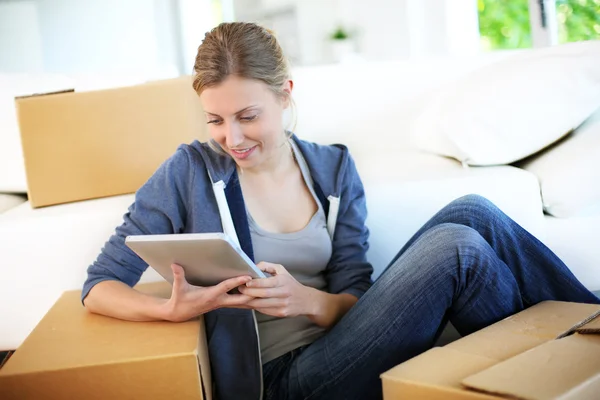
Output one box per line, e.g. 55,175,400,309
433,0,481,57
231,0,481,64
153,0,183,74
339,0,480,61
337,0,411,61
0,1,44,72
295,0,339,65
233,0,303,64
0,0,482,74
0,0,190,79
178,0,222,73
233,0,340,65
406,0,448,57
36,0,174,75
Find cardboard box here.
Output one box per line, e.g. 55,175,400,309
17,76,208,208
381,301,600,400
0,282,212,400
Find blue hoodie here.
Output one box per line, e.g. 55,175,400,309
82,134,373,400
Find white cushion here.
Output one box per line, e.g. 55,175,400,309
519,108,600,217
290,52,514,151
544,212,600,291
411,40,600,166
0,193,26,213
353,151,546,279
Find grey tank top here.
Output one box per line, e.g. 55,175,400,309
249,140,332,364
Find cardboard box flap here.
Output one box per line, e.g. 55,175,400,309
446,301,600,361
381,302,600,400
381,347,498,392
462,334,600,400
571,311,600,335
15,88,75,100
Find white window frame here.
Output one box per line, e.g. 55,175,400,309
528,0,559,47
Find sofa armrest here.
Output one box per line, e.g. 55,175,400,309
0,194,26,214
0,194,163,350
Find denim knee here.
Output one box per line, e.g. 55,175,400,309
385,223,491,281
426,222,490,269
449,194,495,211
442,194,502,224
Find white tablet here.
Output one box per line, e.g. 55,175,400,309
125,232,267,287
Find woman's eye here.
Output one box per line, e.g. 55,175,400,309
240,115,257,122
207,119,222,125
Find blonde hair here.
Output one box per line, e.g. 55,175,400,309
192,22,297,148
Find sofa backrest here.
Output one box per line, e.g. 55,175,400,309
0,53,513,197
290,53,514,161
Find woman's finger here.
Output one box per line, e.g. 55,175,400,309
213,275,253,295
245,276,279,289
247,297,286,309
256,262,287,275
239,286,288,298
220,293,256,307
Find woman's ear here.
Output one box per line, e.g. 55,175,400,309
282,79,294,108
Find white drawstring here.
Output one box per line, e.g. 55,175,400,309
327,195,340,240
208,175,241,247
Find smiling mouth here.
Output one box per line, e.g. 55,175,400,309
231,148,252,154
229,145,257,159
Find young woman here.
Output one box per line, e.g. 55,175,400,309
82,22,600,400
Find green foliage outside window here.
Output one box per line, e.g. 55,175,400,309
478,0,600,50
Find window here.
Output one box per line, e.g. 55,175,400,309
479,0,600,51
557,0,600,43
478,0,531,50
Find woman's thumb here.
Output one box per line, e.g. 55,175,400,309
171,263,185,282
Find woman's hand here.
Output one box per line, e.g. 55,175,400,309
162,264,256,322
239,262,317,318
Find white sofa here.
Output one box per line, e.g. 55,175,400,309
0,194,26,214
1,53,599,351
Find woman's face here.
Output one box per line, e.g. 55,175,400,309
200,75,292,170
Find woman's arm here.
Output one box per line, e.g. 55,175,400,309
82,147,193,309
84,280,169,321
324,150,373,299
305,150,370,328
305,289,357,329
81,147,256,322
85,264,255,322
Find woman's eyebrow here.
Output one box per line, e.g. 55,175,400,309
205,105,259,117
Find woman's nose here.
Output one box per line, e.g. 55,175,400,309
225,122,244,148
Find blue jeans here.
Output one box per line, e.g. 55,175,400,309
262,194,600,400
